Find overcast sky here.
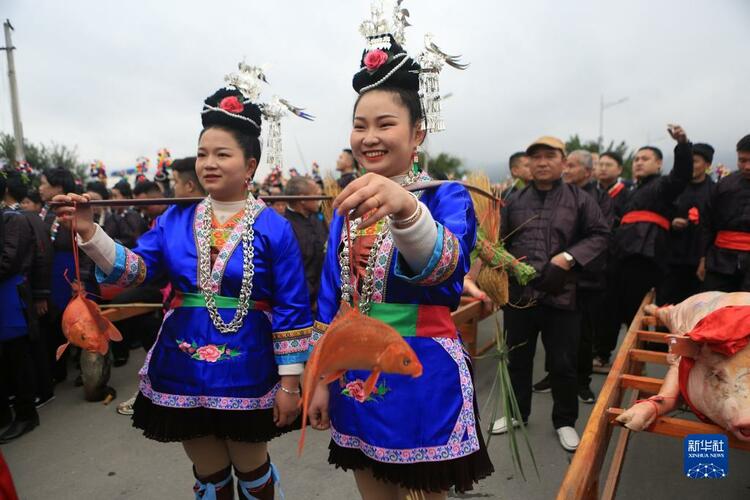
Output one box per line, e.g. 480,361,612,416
2,0,749,181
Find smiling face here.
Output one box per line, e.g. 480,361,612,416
196,127,257,201
350,90,425,178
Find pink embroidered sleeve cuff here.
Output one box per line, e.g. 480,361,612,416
95,241,147,288
273,326,312,365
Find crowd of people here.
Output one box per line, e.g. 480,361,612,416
2,5,750,499
3,118,750,495
487,129,750,453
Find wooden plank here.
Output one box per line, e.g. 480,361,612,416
637,331,669,344
557,290,654,500
629,349,669,365
607,408,750,452
99,303,163,309
601,391,639,500
451,298,493,358
450,299,483,326
101,306,161,323
620,374,663,394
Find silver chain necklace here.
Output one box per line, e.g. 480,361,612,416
339,170,419,315
197,194,258,334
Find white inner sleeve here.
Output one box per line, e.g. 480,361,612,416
390,202,438,273
77,224,117,275
278,363,304,376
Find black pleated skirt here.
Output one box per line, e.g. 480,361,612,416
131,392,300,443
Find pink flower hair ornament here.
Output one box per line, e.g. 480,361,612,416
219,95,245,114
364,49,389,72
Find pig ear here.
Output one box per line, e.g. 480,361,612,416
668,335,700,358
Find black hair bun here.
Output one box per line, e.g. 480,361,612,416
201,88,262,138
352,35,421,94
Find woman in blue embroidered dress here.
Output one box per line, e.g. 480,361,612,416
53,68,312,500
307,29,494,500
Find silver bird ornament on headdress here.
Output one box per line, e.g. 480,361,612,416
224,61,268,102
261,96,315,169
423,33,470,70
278,99,315,121
417,33,469,133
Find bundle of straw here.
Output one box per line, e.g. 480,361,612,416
465,173,536,306
321,175,341,225
482,316,539,480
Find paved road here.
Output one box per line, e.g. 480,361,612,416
3,313,749,499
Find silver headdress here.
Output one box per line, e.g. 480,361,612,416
417,33,469,133
359,0,411,50
224,61,268,102
260,96,315,170
355,1,468,134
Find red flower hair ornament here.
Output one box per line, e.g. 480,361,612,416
219,96,244,114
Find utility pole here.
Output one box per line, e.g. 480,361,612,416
2,19,25,163
598,94,628,152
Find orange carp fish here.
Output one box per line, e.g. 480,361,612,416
298,302,423,454
56,282,122,360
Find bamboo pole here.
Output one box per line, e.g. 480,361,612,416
48,180,500,208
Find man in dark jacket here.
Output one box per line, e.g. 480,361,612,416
698,134,750,291
595,151,631,224
492,137,610,452
534,149,613,404
501,151,532,199
594,126,693,370
0,171,42,443
283,176,329,308
39,167,99,382
2,171,54,405
658,143,715,304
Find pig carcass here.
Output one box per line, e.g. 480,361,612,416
616,292,750,442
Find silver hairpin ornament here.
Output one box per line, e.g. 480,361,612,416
359,0,411,49
417,33,469,133
260,96,315,170
224,60,268,102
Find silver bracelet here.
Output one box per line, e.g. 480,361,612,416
279,385,301,395
388,192,421,228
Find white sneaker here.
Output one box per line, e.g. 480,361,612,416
491,417,525,435
556,426,580,451
116,393,137,416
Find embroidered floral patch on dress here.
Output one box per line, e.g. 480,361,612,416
176,339,242,362
341,378,390,403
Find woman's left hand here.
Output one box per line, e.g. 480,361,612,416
333,173,417,230
273,377,301,428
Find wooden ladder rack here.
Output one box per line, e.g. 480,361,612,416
557,290,750,500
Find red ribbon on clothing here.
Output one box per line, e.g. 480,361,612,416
688,207,700,225
620,210,670,231
715,230,750,251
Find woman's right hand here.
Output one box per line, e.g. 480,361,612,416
308,383,330,430
52,193,96,241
